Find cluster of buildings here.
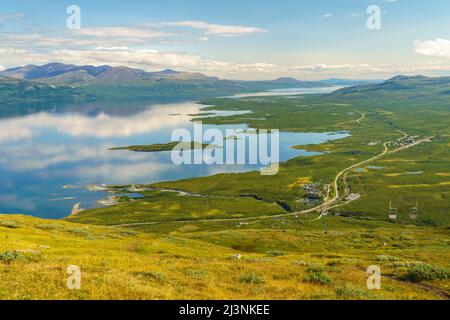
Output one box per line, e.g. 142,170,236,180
303,183,323,200
390,136,419,149
346,193,361,201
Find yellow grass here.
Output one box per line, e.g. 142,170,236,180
437,173,450,177
0,215,449,300
288,177,312,189
389,182,450,188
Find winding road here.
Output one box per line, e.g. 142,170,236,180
110,130,433,228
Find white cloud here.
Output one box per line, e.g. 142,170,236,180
73,26,169,39
162,21,268,37
0,65,4,71
53,47,206,68
322,13,332,18
292,63,381,72
414,38,450,58
0,26,171,49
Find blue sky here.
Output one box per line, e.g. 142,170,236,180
1,0,450,79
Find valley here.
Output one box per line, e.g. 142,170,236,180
1,75,448,300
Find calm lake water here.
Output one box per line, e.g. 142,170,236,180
0,88,349,218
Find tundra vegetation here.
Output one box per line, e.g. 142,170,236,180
1,76,449,299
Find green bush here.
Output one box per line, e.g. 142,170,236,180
0,220,21,229
335,285,371,299
266,250,285,257
326,260,342,266
402,263,450,282
307,263,325,273
239,272,266,284
0,251,40,264
376,255,399,262
0,251,26,263
186,269,208,279
35,223,63,230
304,272,333,285
140,271,166,281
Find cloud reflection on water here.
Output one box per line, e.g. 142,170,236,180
0,102,201,142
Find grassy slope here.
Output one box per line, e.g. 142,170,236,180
1,215,448,300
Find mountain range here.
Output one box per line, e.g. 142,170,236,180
0,62,383,105
332,75,450,98
0,63,221,86
0,63,377,87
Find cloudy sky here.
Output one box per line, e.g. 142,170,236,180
1,0,450,80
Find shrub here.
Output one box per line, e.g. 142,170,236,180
386,261,416,270
140,271,166,281
307,263,325,273
402,263,450,282
335,285,371,299
0,220,21,229
266,250,285,257
0,251,27,263
239,272,266,284
35,223,62,230
376,255,399,262
304,272,333,285
0,251,40,264
326,260,342,267
186,269,208,279
67,227,91,236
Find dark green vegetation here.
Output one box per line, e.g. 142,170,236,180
68,189,286,225
0,76,95,106
70,75,450,230
401,263,449,283
110,141,211,152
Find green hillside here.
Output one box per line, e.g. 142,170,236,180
0,76,94,106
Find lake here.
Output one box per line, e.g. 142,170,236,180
0,88,349,218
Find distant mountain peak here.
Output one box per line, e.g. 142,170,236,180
386,75,429,82
275,77,301,82
157,69,181,75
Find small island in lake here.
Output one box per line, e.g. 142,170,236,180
110,141,212,152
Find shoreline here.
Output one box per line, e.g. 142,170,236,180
0,89,349,219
